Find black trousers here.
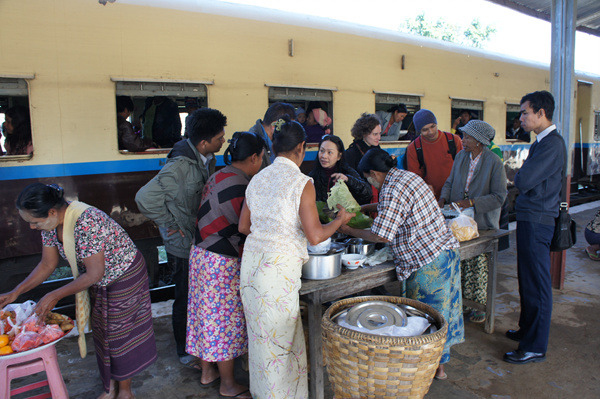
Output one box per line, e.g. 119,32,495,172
516,220,554,353
167,253,190,357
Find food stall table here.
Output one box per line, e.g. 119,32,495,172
299,228,510,399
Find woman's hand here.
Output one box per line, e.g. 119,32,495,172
334,204,355,225
331,173,348,183
34,292,60,321
438,198,446,208
0,291,19,310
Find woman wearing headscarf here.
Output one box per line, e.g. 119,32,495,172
339,148,463,380
238,116,354,398
303,103,332,143
308,134,372,205
439,120,507,323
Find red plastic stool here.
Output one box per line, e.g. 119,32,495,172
0,344,69,399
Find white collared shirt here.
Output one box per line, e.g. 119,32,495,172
198,152,214,172
536,124,556,142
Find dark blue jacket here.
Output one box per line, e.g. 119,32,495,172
514,130,566,226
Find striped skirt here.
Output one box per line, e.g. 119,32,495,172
90,251,157,392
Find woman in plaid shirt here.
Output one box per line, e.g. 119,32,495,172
339,148,464,380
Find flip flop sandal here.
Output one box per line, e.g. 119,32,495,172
470,312,486,323
180,355,203,371
220,389,252,398
586,247,600,261
201,376,221,388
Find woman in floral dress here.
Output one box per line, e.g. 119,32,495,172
186,132,265,398
238,117,354,399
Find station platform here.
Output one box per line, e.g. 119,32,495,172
11,202,600,399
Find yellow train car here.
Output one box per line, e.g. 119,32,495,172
1,0,599,295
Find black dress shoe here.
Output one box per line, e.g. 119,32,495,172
505,329,523,342
503,350,546,364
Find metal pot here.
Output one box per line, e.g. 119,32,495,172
302,243,346,280
345,238,376,256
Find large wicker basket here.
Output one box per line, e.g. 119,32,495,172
322,296,447,399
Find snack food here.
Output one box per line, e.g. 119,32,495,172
449,215,479,242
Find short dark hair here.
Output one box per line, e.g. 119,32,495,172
116,96,134,113
263,102,296,125
520,90,555,121
16,183,67,218
187,108,227,146
386,103,408,114
272,115,307,155
223,131,267,164
358,148,397,174
351,113,380,140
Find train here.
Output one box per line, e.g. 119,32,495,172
1,0,599,303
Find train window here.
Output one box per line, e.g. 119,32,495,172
267,85,334,143
505,103,528,142
374,92,421,141
595,112,600,142
450,98,484,135
0,77,33,160
114,80,209,153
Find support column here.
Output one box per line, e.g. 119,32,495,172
550,0,577,289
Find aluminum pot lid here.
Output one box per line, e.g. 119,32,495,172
346,301,407,329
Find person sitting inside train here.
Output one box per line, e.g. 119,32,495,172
451,109,478,138
2,105,33,156
140,96,182,148
248,101,296,168
308,134,372,205
117,96,152,152
376,103,408,141
303,101,332,143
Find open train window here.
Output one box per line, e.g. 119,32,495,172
450,98,484,135
595,112,600,142
505,103,530,142
114,80,209,153
267,85,334,143
374,92,421,141
0,77,33,161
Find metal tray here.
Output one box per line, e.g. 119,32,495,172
346,301,407,329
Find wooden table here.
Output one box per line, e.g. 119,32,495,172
299,229,511,399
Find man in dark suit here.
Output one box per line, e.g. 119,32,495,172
504,90,566,364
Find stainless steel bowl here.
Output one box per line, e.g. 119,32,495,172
302,243,346,280
345,238,376,256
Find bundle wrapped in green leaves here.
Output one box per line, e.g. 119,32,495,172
317,180,374,229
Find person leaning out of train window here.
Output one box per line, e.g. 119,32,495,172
438,120,507,324
338,148,463,380
303,101,332,143
116,96,153,152
308,134,372,205
3,105,33,156
1,183,157,398
376,103,408,141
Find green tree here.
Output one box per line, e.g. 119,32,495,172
400,13,496,48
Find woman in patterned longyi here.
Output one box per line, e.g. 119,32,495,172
0,183,156,399
238,116,354,399
186,131,266,399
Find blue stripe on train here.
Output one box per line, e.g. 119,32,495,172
0,151,320,181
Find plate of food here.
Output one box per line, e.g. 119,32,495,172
0,309,74,359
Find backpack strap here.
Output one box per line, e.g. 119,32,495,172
414,136,426,176
445,132,457,159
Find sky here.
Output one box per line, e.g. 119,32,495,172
222,0,600,76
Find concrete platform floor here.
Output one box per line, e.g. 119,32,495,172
11,202,600,399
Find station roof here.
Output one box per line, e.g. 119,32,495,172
485,0,600,37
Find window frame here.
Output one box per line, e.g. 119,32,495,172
374,91,422,143
0,75,34,162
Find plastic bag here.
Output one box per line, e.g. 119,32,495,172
449,210,479,242
40,324,64,344
3,300,36,325
22,314,42,333
11,331,42,352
